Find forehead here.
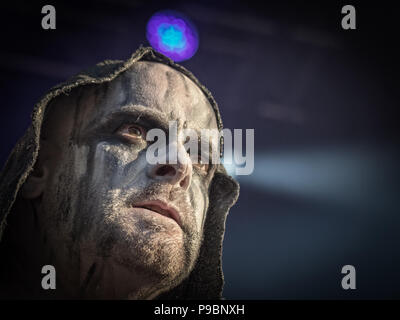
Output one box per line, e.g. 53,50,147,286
85,61,218,131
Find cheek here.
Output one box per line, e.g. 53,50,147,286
89,142,148,191
190,177,209,233
48,142,148,221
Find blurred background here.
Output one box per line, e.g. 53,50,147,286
0,0,399,299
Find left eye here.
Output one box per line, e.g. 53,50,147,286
115,124,146,141
194,163,210,175
193,153,210,175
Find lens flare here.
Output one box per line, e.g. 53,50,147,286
146,11,199,62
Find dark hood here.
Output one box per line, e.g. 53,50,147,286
0,47,239,299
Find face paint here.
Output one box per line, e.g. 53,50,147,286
38,61,218,299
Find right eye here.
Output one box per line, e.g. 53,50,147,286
115,123,146,142
193,161,210,176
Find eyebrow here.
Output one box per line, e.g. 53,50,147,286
104,104,170,132
88,104,219,155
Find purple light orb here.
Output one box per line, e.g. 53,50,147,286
146,10,199,62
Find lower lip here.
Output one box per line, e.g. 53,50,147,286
130,207,179,226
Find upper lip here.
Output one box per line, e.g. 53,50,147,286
132,200,181,226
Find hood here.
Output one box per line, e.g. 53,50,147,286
0,47,239,299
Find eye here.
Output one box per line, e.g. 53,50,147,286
193,154,210,176
115,123,146,142
194,163,210,175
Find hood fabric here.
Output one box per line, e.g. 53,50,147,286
0,47,239,299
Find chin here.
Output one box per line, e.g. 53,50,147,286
102,220,188,279
86,208,200,289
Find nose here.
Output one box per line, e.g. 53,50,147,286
147,162,191,190
146,145,192,190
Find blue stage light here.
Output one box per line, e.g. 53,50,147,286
146,10,199,62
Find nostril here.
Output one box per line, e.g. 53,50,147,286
155,165,176,177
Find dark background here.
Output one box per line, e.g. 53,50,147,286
0,0,399,299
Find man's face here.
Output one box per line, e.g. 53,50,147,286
36,61,218,298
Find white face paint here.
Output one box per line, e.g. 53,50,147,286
39,61,219,299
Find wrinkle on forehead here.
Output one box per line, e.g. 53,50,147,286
96,61,218,131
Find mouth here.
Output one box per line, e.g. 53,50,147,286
132,200,181,227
